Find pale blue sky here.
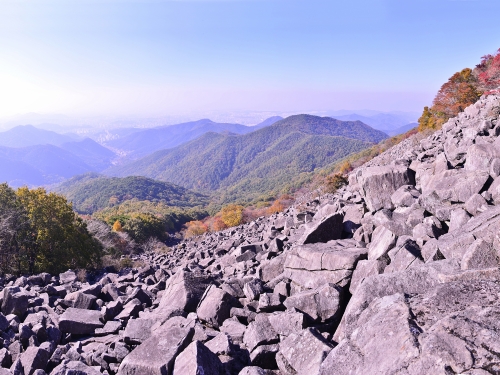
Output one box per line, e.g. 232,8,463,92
0,0,499,117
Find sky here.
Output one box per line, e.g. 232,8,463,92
0,0,499,119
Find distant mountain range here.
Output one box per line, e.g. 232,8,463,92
0,127,117,186
55,173,209,214
105,115,388,200
0,125,78,148
329,111,418,135
105,117,283,158
0,115,390,205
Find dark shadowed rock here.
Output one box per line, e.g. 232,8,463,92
298,213,344,244
159,269,212,314
173,340,222,375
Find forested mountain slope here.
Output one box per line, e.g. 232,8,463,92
105,115,385,196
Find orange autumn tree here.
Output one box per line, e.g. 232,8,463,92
419,68,482,131
184,220,208,238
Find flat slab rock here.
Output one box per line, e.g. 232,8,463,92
58,307,104,335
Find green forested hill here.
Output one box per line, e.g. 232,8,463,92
55,173,209,214
105,115,384,199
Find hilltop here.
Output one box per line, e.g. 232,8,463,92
55,173,209,214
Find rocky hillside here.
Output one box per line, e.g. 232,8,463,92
1,94,500,375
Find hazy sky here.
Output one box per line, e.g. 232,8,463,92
1,0,499,118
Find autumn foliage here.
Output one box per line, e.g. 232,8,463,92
475,49,500,93
184,220,208,238
221,204,245,227
419,68,482,131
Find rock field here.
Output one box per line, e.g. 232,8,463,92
1,94,500,374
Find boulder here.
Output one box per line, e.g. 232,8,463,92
118,318,195,375
367,226,396,260
20,347,50,375
196,285,235,329
243,315,279,352
58,308,104,335
356,165,415,211
422,169,490,203
159,270,212,314
2,287,29,317
123,318,154,345
277,328,334,375
298,213,344,244
173,340,222,375
283,283,343,322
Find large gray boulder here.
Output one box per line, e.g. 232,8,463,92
118,317,195,375
58,308,104,335
159,269,212,314
355,165,415,211
196,285,235,329
283,283,343,322
2,287,29,317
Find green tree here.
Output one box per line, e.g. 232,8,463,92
122,213,167,243
16,187,102,274
0,183,29,275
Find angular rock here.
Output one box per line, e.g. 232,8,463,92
349,259,386,294
159,269,212,314
197,285,235,329
277,328,334,375
283,283,343,322
64,291,96,310
243,315,279,352
243,279,264,301
298,213,344,244
58,308,104,335
123,318,154,345
268,310,305,337
461,239,499,270
2,287,29,317
51,360,101,375
367,226,396,260
356,165,415,211
173,340,222,375
20,347,50,375
118,318,195,375
422,169,490,203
